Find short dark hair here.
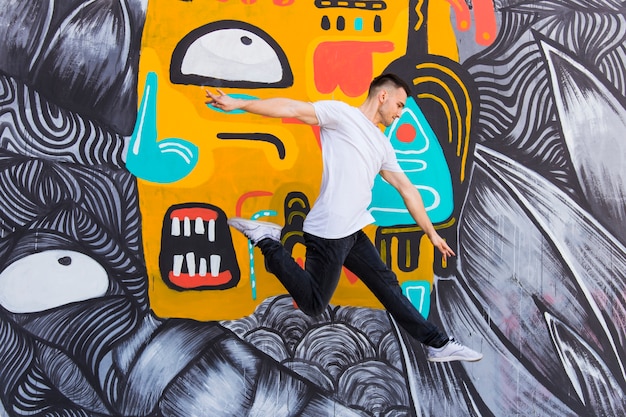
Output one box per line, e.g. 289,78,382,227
368,73,411,97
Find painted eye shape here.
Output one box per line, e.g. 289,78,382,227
170,20,293,89
0,250,109,313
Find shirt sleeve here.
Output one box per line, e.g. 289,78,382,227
312,101,340,129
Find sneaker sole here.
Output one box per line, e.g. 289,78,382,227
427,354,483,363
227,218,283,230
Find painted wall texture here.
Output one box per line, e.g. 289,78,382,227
0,0,625,415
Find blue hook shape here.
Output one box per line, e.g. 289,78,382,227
126,72,199,183
247,210,278,300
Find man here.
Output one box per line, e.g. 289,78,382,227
206,74,482,362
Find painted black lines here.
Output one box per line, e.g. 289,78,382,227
315,0,386,10
217,133,286,159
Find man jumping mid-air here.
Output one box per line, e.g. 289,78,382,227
206,73,482,363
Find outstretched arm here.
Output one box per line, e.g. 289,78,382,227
380,169,456,260
205,89,319,125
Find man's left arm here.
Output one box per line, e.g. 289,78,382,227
380,169,456,260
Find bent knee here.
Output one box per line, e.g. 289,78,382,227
297,302,327,317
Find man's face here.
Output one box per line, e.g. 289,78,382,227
380,87,407,127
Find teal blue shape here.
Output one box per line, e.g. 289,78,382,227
127,72,199,184
369,96,453,226
206,94,259,114
354,17,363,31
401,280,431,318
247,210,278,300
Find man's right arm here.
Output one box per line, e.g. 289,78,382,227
380,169,456,260
205,89,319,125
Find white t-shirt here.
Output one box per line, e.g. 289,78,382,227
303,100,403,239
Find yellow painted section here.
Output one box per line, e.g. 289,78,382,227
428,0,460,61
139,1,458,320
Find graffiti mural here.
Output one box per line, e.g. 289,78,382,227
0,0,625,416
450,1,626,415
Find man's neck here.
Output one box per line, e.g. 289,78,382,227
358,99,380,125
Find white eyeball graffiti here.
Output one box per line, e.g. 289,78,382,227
171,20,293,88
0,250,109,313
184,28,283,82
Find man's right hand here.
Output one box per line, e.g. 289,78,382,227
205,89,239,112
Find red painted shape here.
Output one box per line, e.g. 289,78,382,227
474,0,497,46
169,270,233,288
443,0,471,32
343,266,359,284
396,123,417,143
170,207,218,220
311,125,321,149
444,0,496,46
235,191,274,217
314,41,394,97
292,260,303,310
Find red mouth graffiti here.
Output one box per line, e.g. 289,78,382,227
160,204,240,291
168,270,233,289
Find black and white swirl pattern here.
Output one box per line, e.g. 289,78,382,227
464,0,626,195
0,74,126,167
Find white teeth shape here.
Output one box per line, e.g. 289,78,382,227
210,255,221,277
185,252,196,276
183,217,191,237
173,254,184,276
169,213,222,280
199,258,207,277
171,253,222,278
208,219,216,242
171,214,217,238
195,217,205,234
171,217,181,236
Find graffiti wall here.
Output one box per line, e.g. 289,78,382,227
0,0,624,415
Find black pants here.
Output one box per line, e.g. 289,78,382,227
258,230,448,347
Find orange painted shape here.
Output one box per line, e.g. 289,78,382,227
314,41,395,97
169,270,233,288
473,0,497,46
282,118,321,149
235,191,274,217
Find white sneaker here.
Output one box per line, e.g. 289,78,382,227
227,217,282,245
427,337,483,362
